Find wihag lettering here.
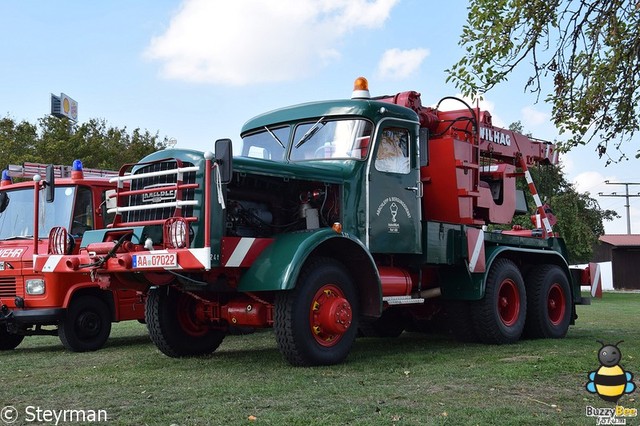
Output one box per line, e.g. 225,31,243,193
480,127,511,146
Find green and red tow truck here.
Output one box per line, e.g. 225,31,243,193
35,78,590,365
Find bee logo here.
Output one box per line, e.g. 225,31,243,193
586,340,636,403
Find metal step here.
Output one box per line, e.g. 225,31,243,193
383,295,425,305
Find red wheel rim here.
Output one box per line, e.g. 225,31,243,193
309,284,353,347
177,294,208,337
497,279,520,327
547,283,566,325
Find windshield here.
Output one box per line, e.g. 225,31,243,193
239,126,290,160
238,119,373,162
0,186,77,240
289,119,372,161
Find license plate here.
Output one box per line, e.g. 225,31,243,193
132,253,177,269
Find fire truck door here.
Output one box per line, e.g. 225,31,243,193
368,123,421,253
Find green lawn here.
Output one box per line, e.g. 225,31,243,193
1,293,638,425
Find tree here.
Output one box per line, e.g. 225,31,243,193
0,117,38,165
507,122,618,263
0,115,167,171
447,0,640,162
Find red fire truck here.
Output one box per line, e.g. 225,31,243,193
0,161,145,351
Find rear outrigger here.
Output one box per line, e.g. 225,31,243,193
35,78,589,365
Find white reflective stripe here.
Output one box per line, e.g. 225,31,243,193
225,238,255,267
189,247,211,270
468,229,484,273
542,217,553,233
532,193,542,207
535,214,542,228
41,255,63,272
591,264,601,298
552,151,558,164
107,200,198,214
109,166,199,183
525,170,533,185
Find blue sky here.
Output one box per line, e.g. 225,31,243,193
1,0,638,234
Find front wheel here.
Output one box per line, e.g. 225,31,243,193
524,265,572,339
146,286,225,357
59,295,111,352
275,257,358,366
0,326,24,350
471,259,526,344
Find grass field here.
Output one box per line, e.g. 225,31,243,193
1,292,639,425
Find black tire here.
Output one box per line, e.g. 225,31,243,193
524,265,572,339
359,307,406,338
0,326,24,350
443,301,479,343
471,259,526,344
274,257,358,366
145,286,225,357
59,295,112,352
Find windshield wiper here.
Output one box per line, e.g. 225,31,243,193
294,117,326,148
264,126,285,149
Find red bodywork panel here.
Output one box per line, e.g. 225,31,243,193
379,92,558,226
0,175,145,323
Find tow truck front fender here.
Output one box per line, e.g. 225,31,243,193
238,228,382,319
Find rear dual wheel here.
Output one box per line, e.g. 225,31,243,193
472,259,526,344
524,265,572,339
275,257,358,366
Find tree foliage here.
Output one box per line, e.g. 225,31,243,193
0,116,167,171
448,0,640,162
507,122,618,263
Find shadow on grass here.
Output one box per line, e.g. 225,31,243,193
12,333,152,355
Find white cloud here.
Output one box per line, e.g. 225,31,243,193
376,48,430,80
572,171,609,194
520,105,549,127
145,0,399,85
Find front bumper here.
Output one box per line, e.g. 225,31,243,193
0,303,65,325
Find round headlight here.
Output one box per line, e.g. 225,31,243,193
48,227,75,255
169,219,188,249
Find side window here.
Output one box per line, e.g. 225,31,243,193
70,187,94,236
375,128,410,174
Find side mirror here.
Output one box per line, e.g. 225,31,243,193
214,138,233,184
45,164,55,203
419,128,429,167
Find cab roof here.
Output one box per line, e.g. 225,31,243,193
240,98,418,136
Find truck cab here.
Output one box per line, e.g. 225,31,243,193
0,162,145,351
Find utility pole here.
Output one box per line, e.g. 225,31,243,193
599,181,640,234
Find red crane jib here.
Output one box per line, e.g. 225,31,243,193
379,91,558,227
